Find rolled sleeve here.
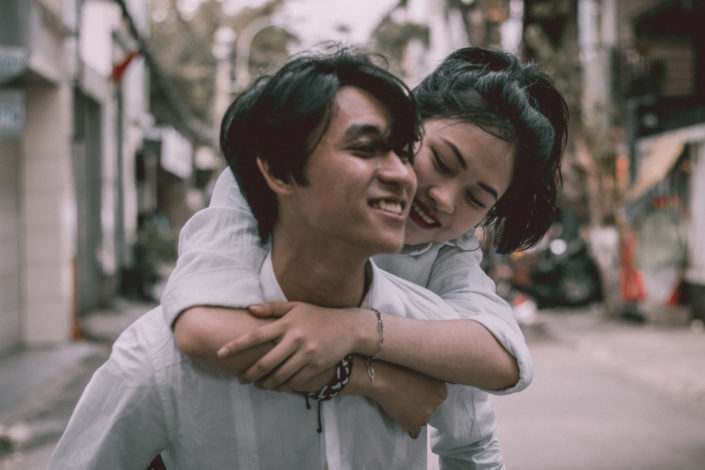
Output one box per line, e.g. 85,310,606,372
428,246,534,395
160,169,267,327
429,385,503,469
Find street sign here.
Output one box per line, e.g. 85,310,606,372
0,89,25,139
0,47,27,85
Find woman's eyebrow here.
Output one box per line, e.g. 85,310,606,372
441,137,468,170
442,137,498,201
478,182,498,201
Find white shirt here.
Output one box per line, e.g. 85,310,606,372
162,168,533,394
49,255,503,469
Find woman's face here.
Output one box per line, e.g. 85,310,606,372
404,119,515,246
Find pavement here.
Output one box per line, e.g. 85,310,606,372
0,299,704,469
0,298,157,469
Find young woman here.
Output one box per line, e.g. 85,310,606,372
162,46,567,433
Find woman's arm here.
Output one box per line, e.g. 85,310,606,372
218,293,518,391
161,169,267,328
168,169,526,391
174,306,448,438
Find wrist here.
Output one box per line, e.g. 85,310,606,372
341,356,375,397
351,308,381,356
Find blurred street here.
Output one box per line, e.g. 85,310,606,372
1,301,704,469
494,308,705,470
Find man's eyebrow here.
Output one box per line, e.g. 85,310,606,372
442,137,498,201
345,124,385,138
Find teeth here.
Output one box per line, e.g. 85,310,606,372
372,200,404,215
413,203,436,224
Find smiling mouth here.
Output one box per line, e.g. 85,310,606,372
369,199,405,216
410,200,440,228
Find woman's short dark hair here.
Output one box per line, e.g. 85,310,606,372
413,47,568,254
220,47,419,242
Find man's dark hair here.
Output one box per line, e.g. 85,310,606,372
413,47,568,254
220,47,420,242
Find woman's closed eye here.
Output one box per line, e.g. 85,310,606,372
432,150,451,174
465,192,487,209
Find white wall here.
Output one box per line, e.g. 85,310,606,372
686,141,705,285
22,82,75,345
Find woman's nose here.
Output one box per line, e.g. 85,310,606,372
428,185,454,214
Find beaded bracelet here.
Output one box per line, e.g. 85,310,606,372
307,354,354,402
366,308,384,384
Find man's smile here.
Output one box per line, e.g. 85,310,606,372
369,199,406,216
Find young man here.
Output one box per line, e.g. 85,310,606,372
49,50,502,469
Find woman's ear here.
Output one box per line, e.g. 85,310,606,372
256,157,295,195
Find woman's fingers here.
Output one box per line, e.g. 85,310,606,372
248,302,296,318
238,340,296,384
254,354,309,390
217,323,282,358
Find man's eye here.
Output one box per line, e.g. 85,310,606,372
352,143,377,155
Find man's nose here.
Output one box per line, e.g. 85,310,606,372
378,151,417,192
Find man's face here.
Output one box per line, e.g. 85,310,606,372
284,86,417,256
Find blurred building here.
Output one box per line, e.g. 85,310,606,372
386,0,521,86
0,0,196,356
580,0,705,321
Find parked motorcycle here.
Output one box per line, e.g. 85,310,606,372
488,210,603,310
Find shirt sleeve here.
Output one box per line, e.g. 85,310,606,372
160,168,267,327
428,384,504,469
426,245,534,395
48,321,168,468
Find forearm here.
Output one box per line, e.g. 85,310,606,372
174,306,273,374
355,313,519,390
342,355,446,438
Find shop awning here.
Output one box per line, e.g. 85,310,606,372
623,135,685,204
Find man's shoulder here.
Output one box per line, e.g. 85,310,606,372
111,306,183,371
368,262,457,320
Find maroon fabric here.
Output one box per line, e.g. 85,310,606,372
147,455,167,470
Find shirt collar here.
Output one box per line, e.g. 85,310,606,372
260,253,287,302
400,229,480,256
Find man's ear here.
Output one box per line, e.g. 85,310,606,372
256,157,295,195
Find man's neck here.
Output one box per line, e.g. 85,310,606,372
269,230,371,308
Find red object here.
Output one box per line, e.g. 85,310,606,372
667,282,683,306
112,50,142,83
620,229,647,303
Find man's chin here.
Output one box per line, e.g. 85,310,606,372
403,225,428,247
375,238,407,255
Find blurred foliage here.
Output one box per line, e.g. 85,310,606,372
248,26,298,79
127,216,178,300
371,0,509,80
448,0,508,48
523,0,618,226
147,0,296,128
372,17,429,80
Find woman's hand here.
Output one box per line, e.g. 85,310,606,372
218,302,374,391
